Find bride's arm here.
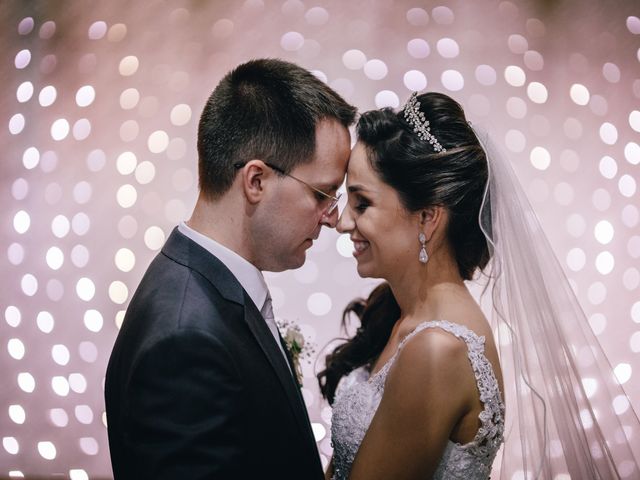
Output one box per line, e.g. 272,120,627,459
325,456,334,480
348,329,472,480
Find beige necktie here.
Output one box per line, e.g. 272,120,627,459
261,293,290,365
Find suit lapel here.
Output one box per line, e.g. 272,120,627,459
163,227,322,473
243,297,320,463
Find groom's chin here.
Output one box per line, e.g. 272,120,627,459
268,252,306,272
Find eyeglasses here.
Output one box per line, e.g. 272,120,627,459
234,161,342,215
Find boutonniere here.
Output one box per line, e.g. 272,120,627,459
276,319,315,386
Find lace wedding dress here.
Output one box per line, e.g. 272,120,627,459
331,320,505,480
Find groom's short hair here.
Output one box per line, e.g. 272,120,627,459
197,58,357,198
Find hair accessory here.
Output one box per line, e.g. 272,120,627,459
418,232,428,264
403,92,446,153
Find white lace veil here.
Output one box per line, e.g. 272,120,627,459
473,126,640,479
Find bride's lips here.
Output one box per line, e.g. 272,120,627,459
352,239,370,258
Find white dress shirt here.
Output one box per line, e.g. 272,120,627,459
178,222,289,362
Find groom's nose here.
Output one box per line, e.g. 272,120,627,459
320,207,339,228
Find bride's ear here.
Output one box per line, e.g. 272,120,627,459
419,206,445,242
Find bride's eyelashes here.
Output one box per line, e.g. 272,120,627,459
353,195,370,213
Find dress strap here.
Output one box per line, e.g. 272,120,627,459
397,319,486,354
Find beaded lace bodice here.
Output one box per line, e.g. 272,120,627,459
331,320,505,480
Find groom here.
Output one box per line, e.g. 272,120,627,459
105,58,355,479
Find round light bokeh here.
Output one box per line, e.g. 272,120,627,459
2,2,638,477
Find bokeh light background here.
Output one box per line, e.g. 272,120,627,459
2,0,639,478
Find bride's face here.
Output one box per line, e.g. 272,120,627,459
337,142,419,280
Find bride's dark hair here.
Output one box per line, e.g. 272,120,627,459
318,92,491,404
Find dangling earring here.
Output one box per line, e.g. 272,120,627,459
418,232,428,264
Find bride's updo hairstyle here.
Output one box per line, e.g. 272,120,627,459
319,92,491,403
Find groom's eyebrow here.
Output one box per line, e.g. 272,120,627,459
315,182,340,193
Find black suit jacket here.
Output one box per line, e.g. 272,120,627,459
105,228,324,479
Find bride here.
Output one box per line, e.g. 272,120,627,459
318,92,640,479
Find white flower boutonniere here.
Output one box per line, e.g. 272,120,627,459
276,319,315,386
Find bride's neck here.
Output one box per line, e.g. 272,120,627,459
389,253,466,320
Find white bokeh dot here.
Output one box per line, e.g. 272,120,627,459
436,38,459,58
38,441,57,460
530,146,551,170
307,292,332,316
21,274,38,296
364,59,388,80
18,372,35,393
595,251,614,275
589,313,607,335
51,118,70,141
342,49,366,70
119,55,139,76
475,65,497,86
13,210,30,234
441,70,464,91
406,8,429,26
599,122,618,145
144,226,166,250
505,66,526,87
170,104,192,126
566,248,586,271
374,90,399,108
84,309,104,333
407,39,430,59
587,282,606,305
624,142,640,165
280,31,304,51
8,339,25,360
3,436,19,455
46,247,64,270
51,376,70,396
629,110,640,132
79,437,99,455
76,85,95,107
39,86,57,107
614,363,632,385
76,277,95,301
69,373,87,393
618,174,637,198
527,82,548,103
336,235,354,258
8,405,26,424
570,84,590,105
109,281,129,305
403,70,427,91
148,130,169,153
52,344,70,366
599,156,617,179
37,311,54,333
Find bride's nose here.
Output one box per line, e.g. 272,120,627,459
336,205,354,233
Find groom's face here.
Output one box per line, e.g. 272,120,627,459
256,119,351,272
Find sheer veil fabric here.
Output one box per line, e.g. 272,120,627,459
473,126,640,479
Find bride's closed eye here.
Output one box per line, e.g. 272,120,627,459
352,194,370,213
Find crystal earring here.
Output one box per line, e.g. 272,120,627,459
418,232,428,264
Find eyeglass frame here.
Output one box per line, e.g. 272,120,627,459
234,161,342,215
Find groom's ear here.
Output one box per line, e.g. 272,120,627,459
241,159,268,205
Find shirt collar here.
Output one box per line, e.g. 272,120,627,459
178,221,268,310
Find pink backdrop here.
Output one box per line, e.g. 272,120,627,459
2,0,639,478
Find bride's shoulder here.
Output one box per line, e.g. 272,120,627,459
394,324,472,379
383,325,475,418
